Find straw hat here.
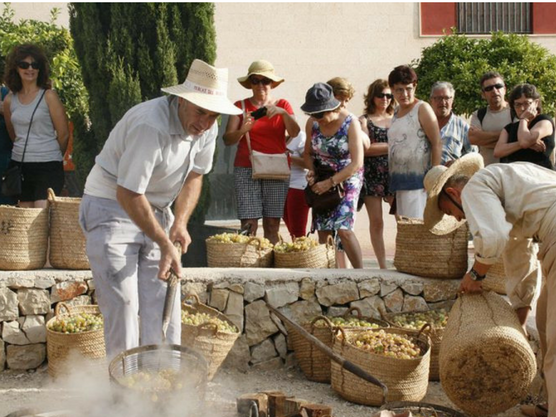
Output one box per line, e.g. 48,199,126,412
161,59,241,115
300,83,341,114
423,154,484,235
237,60,285,89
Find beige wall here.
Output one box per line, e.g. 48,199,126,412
2,2,69,26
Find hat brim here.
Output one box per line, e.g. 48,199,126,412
161,86,241,115
237,72,285,89
424,154,484,235
300,101,341,114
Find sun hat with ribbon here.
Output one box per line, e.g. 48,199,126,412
423,153,484,235
300,82,341,114
237,59,285,89
161,59,241,115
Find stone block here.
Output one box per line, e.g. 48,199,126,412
18,289,50,315
224,291,244,333
299,278,315,300
181,282,208,304
380,281,398,297
64,295,92,307
244,282,265,303
359,278,380,297
86,279,95,292
315,281,359,307
400,281,424,296
250,339,278,364
7,276,34,289
229,283,244,294
350,296,385,320
209,288,229,312
0,288,19,321
2,320,30,345
423,281,459,303
279,298,322,325
6,344,46,370
273,333,287,359
35,276,56,290
21,315,46,344
403,295,428,312
244,300,278,346
50,281,88,303
250,356,283,371
327,306,348,317
264,282,299,308
222,335,250,373
384,288,404,313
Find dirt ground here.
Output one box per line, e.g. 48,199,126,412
0,362,537,417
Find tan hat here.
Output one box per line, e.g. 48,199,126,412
237,60,285,89
423,154,484,235
161,59,241,115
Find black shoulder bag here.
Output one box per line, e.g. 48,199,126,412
304,164,345,213
1,90,46,197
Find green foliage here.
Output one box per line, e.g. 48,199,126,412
69,3,216,223
412,30,556,117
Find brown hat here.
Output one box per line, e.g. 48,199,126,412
237,60,285,89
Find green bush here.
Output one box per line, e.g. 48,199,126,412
412,30,556,117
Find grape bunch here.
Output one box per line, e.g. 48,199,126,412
314,316,381,328
48,313,104,334
181,310,238,333
274,236,319,253
207,233,273,249
119,369,184,400
348,329,422,359
391,309,448,330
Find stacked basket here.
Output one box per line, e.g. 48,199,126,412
180,294,240,380
206,234,273,268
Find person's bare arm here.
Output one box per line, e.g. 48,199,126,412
266,104,300,138
468,126,501,148
3,94,15,141
45,90,69,154
418,102,442,166
493,129,522,158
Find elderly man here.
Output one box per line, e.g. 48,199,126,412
429,81,476,165
469,71,512,166
423,155,556,417
79,59,241,361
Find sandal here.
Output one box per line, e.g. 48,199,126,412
521,403,548,417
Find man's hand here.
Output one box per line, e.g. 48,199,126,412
158,240,182,281
460,272,483,294
169,223,191,254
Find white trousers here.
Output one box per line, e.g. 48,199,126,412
79,195,181,362
396,188,428,219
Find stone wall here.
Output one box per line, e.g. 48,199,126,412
0,268,460,372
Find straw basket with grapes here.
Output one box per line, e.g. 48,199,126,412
274,236,335,268
206,233,273,267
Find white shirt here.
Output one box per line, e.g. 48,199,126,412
286,131,308,190
84,96,217,210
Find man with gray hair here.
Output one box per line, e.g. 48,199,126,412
429,81,477,165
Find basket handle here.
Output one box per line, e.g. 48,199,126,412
310,315,334,333
344,306,362,319
417,323,432,338
377,305,388,321
325,234,334,248
333,326,347,345
54,302,72,318
47,188,56,203
183,293,201,308
197,322,219,335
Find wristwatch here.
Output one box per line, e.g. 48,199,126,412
468,268,486,281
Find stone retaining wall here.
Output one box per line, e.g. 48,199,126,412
0,268,460,372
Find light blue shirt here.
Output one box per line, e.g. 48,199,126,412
440,113,477,165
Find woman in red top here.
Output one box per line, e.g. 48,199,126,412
224,60,300,244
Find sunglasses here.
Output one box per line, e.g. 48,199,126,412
308,111,326,120
483,83,504,93
17,61,40,70
250,77,272,86
376,93,394,100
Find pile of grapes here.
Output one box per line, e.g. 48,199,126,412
119,369,184,399
274,236,319,253
348,329,423,359
207,233,273,249
48,313,103,334
390,309,448,330
313,316,381,329
181,310,238,334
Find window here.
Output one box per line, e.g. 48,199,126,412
457,3,531,34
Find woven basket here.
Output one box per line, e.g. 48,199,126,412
288,308,390,383
383,308,450,381
206,236,273,268
47,189,89,270
394,218,468,279
274,236,335,269
180,294,240,381
482,258,506,295
331,327,431,406
439,291,536,416
0,205,48,270
380,401,466,417
46,303,106,378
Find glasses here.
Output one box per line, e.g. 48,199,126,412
514,101,534,109
483,83,504,93
17,61,40,70
376,93,393,100
432,96,453,102
307,111,326,120
250,77,272,86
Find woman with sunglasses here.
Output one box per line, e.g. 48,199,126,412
358,79,395,269
223,60,300,244
493,83,554,170
302,82,365,268
3,44,69,208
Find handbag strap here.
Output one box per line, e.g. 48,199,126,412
20,89,47,165
240,99,254,155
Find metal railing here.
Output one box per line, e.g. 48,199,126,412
457,3,531,34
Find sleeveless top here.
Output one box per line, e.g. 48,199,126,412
10,88,62,162
387,101,431,192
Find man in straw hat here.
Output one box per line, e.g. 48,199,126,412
79,59,241,361
423,155,556,417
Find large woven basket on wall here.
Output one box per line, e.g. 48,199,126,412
0,205,48,270
331,327,430,406
46,303,106,379
206,236,273,268
394,218,468,279
47,189,89,270
482,258,506,295
274,236,336,269
181,294,240,381
439,291,536,416
287,309,389,383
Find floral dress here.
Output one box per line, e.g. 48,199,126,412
310,114,363,231
361,117,393,198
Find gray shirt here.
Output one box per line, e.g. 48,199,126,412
470,106,512,166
